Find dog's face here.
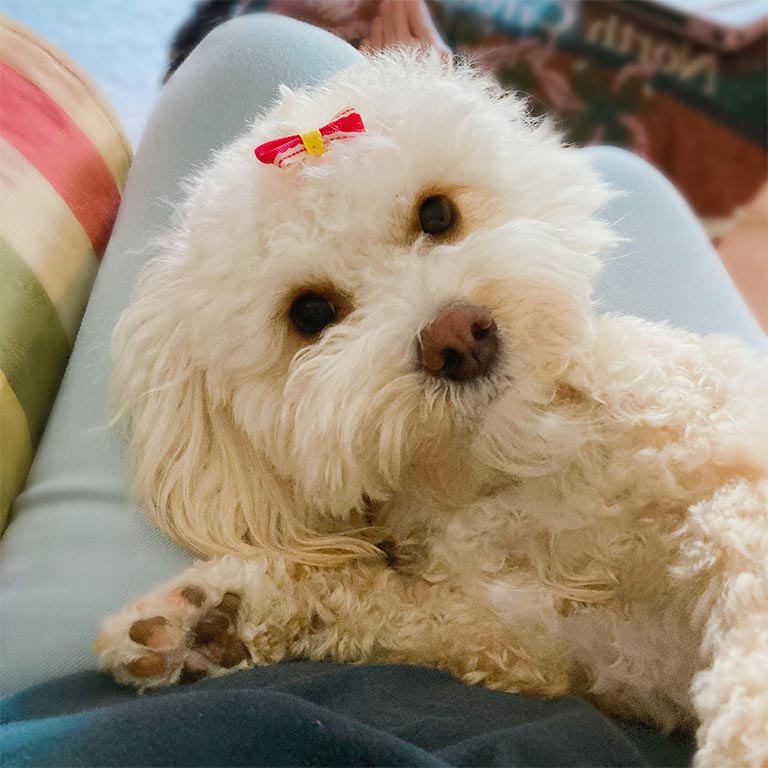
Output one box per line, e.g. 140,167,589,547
113,52,615,562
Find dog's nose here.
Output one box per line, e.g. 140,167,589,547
420,304,498,381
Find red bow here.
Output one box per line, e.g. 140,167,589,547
254,108,366,168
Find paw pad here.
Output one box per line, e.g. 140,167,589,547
126,590,249,682
126,654,167,678
129,616,176,648
180,586,206,607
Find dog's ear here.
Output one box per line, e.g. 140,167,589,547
111,256,379,566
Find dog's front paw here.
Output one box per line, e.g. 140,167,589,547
96,585,251,688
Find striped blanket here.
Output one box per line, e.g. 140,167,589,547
0,18,131,530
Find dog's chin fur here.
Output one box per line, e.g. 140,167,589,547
107,50,768,764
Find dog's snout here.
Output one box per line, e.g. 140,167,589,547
420,304,498,382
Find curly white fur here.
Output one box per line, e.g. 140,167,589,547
98,51,768,767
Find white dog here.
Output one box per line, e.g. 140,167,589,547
97,52,767,767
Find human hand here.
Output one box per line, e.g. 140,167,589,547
361,0,451,65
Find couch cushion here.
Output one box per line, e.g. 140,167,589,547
0,18,131,529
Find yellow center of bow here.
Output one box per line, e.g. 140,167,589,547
300,129,325,156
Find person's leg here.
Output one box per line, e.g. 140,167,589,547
584,146,766,349
0,14,362,695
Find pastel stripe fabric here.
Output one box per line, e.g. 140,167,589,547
0,18,132,530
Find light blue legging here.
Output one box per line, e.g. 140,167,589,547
0,14,763,697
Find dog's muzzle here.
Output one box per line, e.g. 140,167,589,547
419,304,498,382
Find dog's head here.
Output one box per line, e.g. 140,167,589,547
113,52,615,563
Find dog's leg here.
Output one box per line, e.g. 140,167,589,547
680,480,768,768
302,570,574,699
97,554,572,696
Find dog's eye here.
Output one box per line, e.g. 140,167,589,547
289,292,337,336
419,195,454,235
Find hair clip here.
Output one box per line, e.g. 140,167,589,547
254,108,365,168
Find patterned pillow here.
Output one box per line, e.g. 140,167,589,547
0,18,131,530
